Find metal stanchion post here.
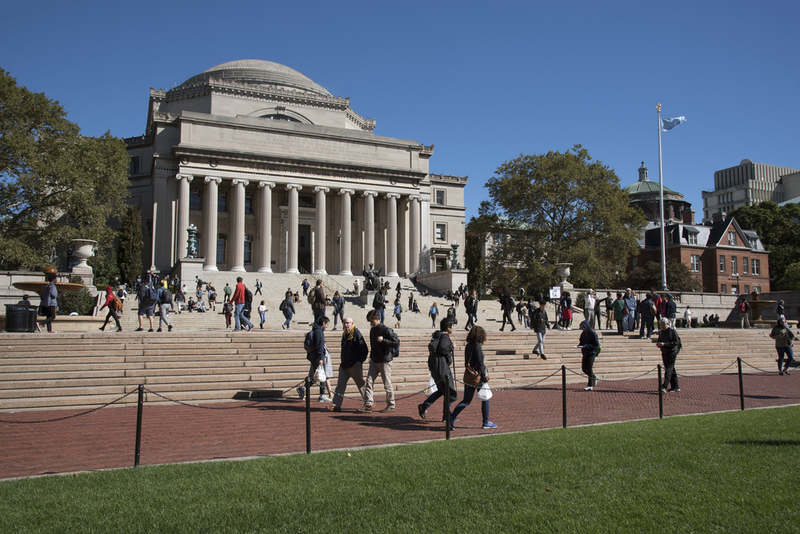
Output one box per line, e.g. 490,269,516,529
445,378,451,441
561,365,567,429
658,365,663,419
738,357,745,411
305,376,312,454
134,384,144,468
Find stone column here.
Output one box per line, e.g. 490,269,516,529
202,176,222,271
385,193,400,277
363,191,377,269
286,184,303,274
257,181,275,273
314,186,329,275
409,195,421,274
176,174,193,258
338,189,354,276
230,179,249,273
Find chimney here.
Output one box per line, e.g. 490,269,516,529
682,208,695,225
712,211,726,222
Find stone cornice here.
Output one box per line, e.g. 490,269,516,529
345,108,376,131
429,173,468,185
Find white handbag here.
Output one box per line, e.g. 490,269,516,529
425,375,438,396
315,364,327,383
477,383,492,401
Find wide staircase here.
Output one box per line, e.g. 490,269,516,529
0,327,780,412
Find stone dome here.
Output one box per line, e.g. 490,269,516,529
181,60,331,96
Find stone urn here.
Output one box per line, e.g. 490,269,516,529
556,263,573,290
71,239,97,270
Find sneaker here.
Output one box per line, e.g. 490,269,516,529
156,328,162,332
135,327,143,332
297,387,306,401
418,404,427,420
532,349,539,355
381,406,395,413
168,325,172,332
147,329,154,332
281,325,286,330
357,405,372,413
584,386,593,391
660,387,667,393
779,372,784,375
667,388,681,392
318,395,332,402
785,371,791,376
540,354,547,360
482,422,498,429
327,406,342,412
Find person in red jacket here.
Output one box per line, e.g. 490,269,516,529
231,277,253,332
98,286,122,332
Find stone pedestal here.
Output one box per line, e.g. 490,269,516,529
360,290,376,308
173,257,205,285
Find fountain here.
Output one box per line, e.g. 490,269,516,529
11,266,86,295
747,290,778,324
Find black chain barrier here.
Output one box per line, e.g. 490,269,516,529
1,358,795,470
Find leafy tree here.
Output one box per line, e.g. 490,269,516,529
481,145,646,290
728,202,800,290
90,245,120,288
117,205,143,285
0,69,130,270
776,262,800,291
626,260,702,293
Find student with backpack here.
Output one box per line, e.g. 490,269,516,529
393,299,402,329
280,290,295,330
98,286,122,332
157,284,173,332
136,274,159,332
738,298,751,329
297,316,333,403
357,309,399,413
418,318,457,428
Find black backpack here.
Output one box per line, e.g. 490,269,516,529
159,288,172,305
304,330,317,362
382,325,400,358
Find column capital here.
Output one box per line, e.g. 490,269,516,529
362,190,378,198
232,179,250,187
286,183,303,192
176,173,194,182
409,194,422,202
385,192,401,200
204,176,222,184
339,188,355,196
258,181,276,189
314,186,330,194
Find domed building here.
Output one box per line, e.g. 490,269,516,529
125,60,466,281
623,162,693,224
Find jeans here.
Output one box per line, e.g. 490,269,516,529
282,310,293,329
465,312,476,330
377,308,385,324
639,317,654,339
235,302,253,330
158,303,171,328
333,310,344,329
421,375,456,420
259,312,266,325
777,346,795,372
451,383,489,426
534,331,546,354
582,351,597,387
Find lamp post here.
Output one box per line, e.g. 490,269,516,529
451,240,459,269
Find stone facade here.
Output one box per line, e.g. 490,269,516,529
125,60,466,278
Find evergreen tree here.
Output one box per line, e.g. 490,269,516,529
117,206,143,285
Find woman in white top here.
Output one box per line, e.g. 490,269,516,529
258,301,268,329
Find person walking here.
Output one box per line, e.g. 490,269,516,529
499,288,516,332
578,320,600,391
372,286,387,324
157,284,173,332
393,299,402,329
531,300,550,360
254,279,262,296
429,302,439,328
38,272,59,333
327,317,368,412
310,279,327,323
231,276,253,332
331,291,345,330
297,316,333,403
358,309,399,413
464,290,478,331
450,325,496,429
98,286,122,332
657,317,681,392
223,282,232,304
136,275,158,332
638,293,656,339
419,318,457,427
280,290,295,330
770,318,795,375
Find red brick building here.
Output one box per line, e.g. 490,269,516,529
629,215,770,294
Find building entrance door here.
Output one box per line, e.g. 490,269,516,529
299,224,311,273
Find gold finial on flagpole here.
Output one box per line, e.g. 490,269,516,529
657,103,662,113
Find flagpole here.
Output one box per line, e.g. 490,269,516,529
656,103,667,291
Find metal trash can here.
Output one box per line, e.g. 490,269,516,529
5,304,38,332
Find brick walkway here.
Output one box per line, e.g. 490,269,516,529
1,366,798,479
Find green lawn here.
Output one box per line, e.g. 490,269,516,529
2,407,799,533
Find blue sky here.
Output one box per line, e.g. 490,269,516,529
3,0,798,221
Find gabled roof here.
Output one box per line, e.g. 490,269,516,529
706,217,751,248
